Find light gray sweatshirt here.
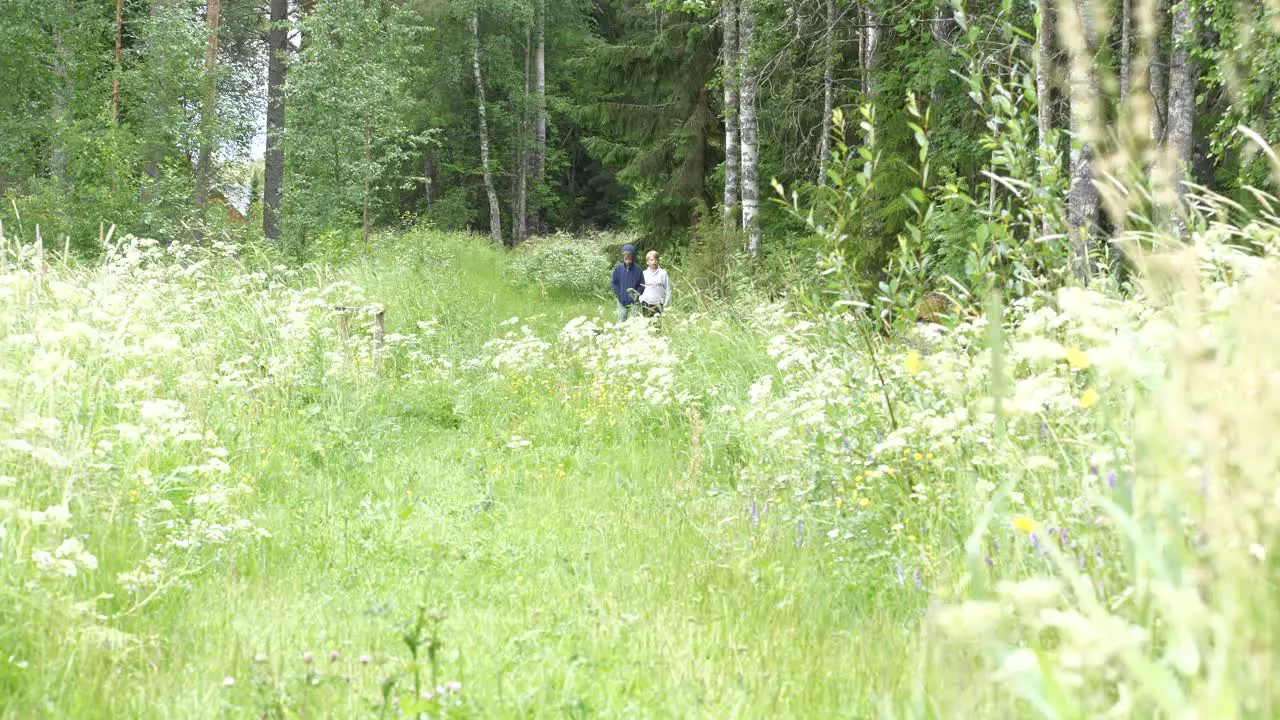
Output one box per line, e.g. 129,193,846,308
640,267,671,305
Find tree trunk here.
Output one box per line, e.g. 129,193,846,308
471,10,502,245
932,5,957,42
1119,0,1132,104
1167,0,1197,232
514,32,530,246
195,0,221,237
817,0,834,186
720,0,739,225
1066,0,1100,280
529,0,546,237
1035,0,1053,233
860,6,879,97
263,0,287,241
739,0,761,256
112,0,123,123
1149,0,1168,142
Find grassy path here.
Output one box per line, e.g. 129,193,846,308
60,237,920,718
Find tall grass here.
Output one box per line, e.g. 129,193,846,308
5,204,1279,718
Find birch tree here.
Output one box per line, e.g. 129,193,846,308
1166,0,1196,232
740,0,761,256
721,0,739,225
472,9,503,245
530,0,546,237
514,31,530,246
1036,0,1053,233
860,5,879,98
263,0,287,241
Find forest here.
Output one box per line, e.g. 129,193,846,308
4,0,1280,717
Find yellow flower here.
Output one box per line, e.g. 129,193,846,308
859,497,870,507
907,535,917,542
1065,347,1091,370
925,452,934,460
1079,388,1100,409
913,453,922,462
905,351,921,375
1012,515,1038,534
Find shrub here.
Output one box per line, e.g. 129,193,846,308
509,231,616,296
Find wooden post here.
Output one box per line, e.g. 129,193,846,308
334,305,385,367
335,306,351,343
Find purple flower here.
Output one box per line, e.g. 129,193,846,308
895,561,904,584
795,519,805,548
750,499,759,528
1059,527,1069,547
914,568,922,589
984,555,993,568
1030,533,1043,554
329,651,340,662
1106,471,1116,489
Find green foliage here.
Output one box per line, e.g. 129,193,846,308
284,0,428,240
509,231,613,295
565,3,719,248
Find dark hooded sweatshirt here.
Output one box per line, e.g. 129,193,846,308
611,260,644,306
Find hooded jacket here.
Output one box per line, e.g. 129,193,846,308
611,245,644,306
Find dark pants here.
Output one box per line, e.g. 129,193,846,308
640,301,664,318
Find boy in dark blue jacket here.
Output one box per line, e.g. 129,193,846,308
611,244,644,322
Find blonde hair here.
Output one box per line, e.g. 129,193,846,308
646,250,659,262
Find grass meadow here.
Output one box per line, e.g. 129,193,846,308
3,225,1279,718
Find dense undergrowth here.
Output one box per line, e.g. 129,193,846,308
3,218,1280,718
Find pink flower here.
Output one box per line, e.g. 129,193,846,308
329,651,340,662
302,652,313,664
